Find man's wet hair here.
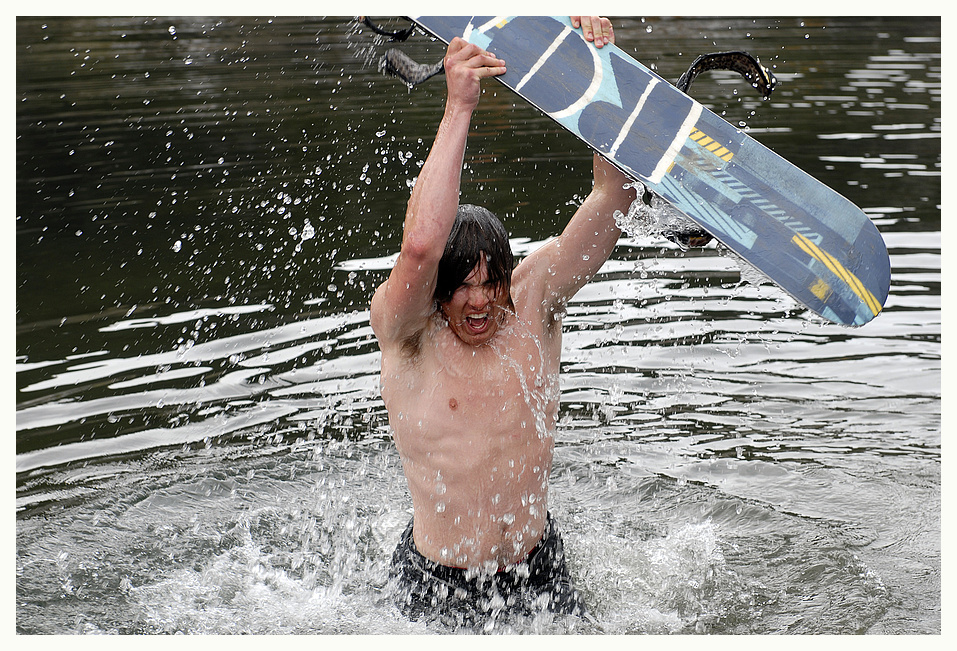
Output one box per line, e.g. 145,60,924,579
435,204,514,307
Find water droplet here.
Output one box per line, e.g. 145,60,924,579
301,219,315,241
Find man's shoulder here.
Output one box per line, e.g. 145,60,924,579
510,255,563,325
370,279,438,351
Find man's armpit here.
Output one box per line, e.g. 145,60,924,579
400,329,423,359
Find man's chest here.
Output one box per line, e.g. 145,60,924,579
382,318,558,425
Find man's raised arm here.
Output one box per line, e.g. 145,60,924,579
519,17,637,314
370,39,506,349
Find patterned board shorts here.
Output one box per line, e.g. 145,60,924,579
389,512,586,628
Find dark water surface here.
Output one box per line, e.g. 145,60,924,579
16,16,940,634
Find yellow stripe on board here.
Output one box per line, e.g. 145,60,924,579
792,233,882,316
689,128,733,162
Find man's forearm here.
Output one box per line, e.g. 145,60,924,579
591,153,633,203
399,37,505,261
401,102,473,260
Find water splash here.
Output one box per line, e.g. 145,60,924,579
613,181,800,317
292,218,316,256
613,181,704,249
489,314,558,444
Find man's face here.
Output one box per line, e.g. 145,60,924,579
440,255,510,346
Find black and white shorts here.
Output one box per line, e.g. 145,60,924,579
389,512,586,628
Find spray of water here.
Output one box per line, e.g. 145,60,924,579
613,181,704,250
613,181,803,323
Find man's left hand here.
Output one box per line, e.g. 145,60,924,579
570,16,615,47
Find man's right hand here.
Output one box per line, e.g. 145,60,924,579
443,37,506,113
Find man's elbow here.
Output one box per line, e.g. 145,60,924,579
400,230,443,268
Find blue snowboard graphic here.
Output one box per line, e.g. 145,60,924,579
410,16,891,327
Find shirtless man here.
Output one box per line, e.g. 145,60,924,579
370,16,636,625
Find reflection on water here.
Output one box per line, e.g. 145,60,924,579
17,16,939,634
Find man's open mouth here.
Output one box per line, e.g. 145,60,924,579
465,313,489,332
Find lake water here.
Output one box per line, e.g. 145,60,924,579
16,16,940,634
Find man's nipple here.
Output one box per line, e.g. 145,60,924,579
449,397,458,410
